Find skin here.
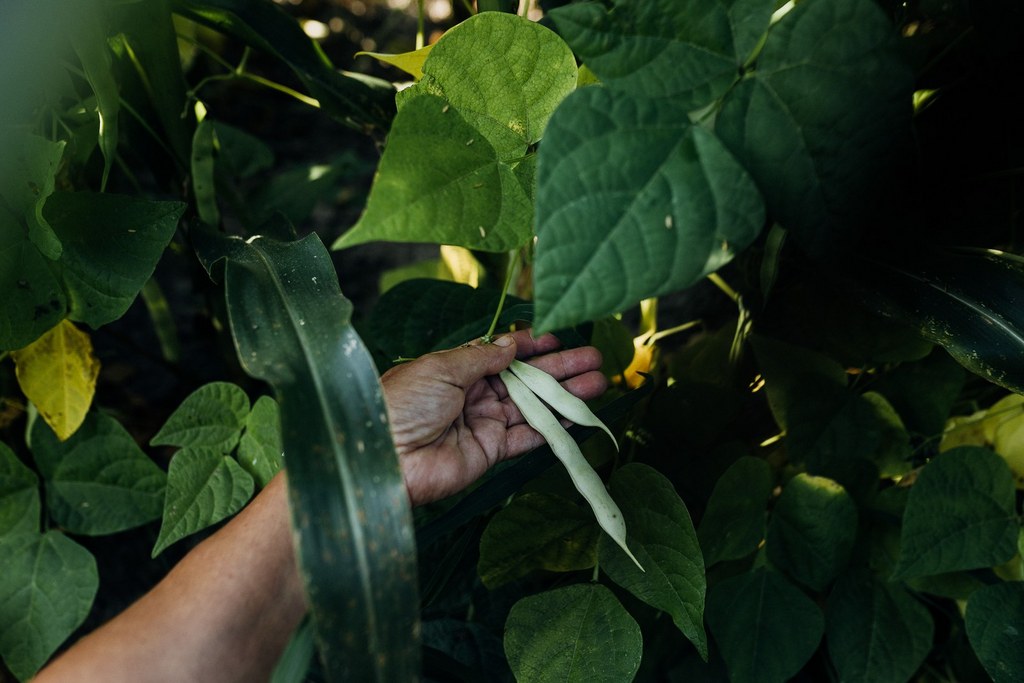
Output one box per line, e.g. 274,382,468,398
35,330,605,683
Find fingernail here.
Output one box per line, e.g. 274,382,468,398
494,335,513,347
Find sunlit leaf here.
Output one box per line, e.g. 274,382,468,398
504,583,642,683
358,45,433,80
12,320,100,441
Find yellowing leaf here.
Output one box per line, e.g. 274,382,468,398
940,394,1024,488
357,45,433,81
12,320,100,441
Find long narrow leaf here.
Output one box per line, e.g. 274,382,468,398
194,227,419,681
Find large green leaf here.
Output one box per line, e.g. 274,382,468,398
504,583,642,683
706,568,824,683
0,208,66,351
0,531,98,681
333,95,533,252
550,0,773,107
150,381,250,452
599,463,707,658
0,442,39,536
478,493,598,588
31,412,166,536
398,11,577,158
892,446,1018,580
172,0,394,132
716,0,913,255
767,473,857,591
152,446,254,556
698,456,772,567
826,570,934,683
965,581,1024,683
195,228,419,681
872,348,965,437
533,86,764,332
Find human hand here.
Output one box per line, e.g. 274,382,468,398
380,329,607,506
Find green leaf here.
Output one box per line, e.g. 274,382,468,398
249,156,357,227
0,531,98,681
861,391,913,478
749,334,846,431
238,395,283,488
45,191,185,328
31,412,166,535
0,207,66,351
366,279,531,361
599,463,707,658
698,456,772,567
826,570,934,683
173,0,395,132
151,381,250,452
191,120,219,226
0,132,65,260
152,446,255,556
533,86,764,332
333,95,533,252
873,349,965,437
0,442,39,536
706,568,824,683
715,0,913,255
504,583,642,683
194,227,419,680
965,581,1024,683
549,0,773,107
399,12,577,158
211,121,274,179
478,493,598,588
892,446,1018,580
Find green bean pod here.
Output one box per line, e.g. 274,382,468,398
500,369,643,571
507,359,619,450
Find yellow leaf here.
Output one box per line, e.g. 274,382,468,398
940,394,1024,489
356,45,433,81
12,320,100,441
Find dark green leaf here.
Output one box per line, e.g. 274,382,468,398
0,442,39,536
706,568,824,683
872,348,965,437
478,493,598,588
45,191,184,328
0,132,65,260
238,395,283,488
698,456,772,567
600,463,707,658
0,531,98,681
212,121,274,179
716,0,913,255
0,208,66,351
249,156,357,227
504,583,642,683
31,412,166,535
533,86,764,332
191,120,219,226
196,228,419,680
152,447,254,556
151,381,250,452
334,95,533,252
861,392,913,478
550,0,773,107
749,334,846,431
965,581,1024,683
826,570,933,683
892,446,1018,580
271,617,315,683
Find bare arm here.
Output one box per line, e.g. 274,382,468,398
35,331,605,682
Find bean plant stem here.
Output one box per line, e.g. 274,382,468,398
416,0,425,50
482,251,520,342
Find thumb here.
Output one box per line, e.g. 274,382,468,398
433,335,517,388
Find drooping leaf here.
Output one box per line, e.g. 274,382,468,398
398,12,577,157
12,319,100,441
333,95,533,252
0,531,98,681
549,0,774,107
706,568,824,683
152,446,255,556
826,570,934,683
478,493,598,588
30,412,166,535
504,583,642,683
45,191,185,327
698,456,772,567
965,581,1024,683
0,207,66,351
599,463,708,658
0,442,39,536
238,394,283,488
892,446,1018,580
0,132,65,260
194,227,419,680
533,86,764,333
150,381,250,452
716,0,913,256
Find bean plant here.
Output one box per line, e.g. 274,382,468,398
1,0,1023,681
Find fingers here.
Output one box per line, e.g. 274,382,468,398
417,335,519,389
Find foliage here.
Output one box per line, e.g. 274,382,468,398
1,0,1023,681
